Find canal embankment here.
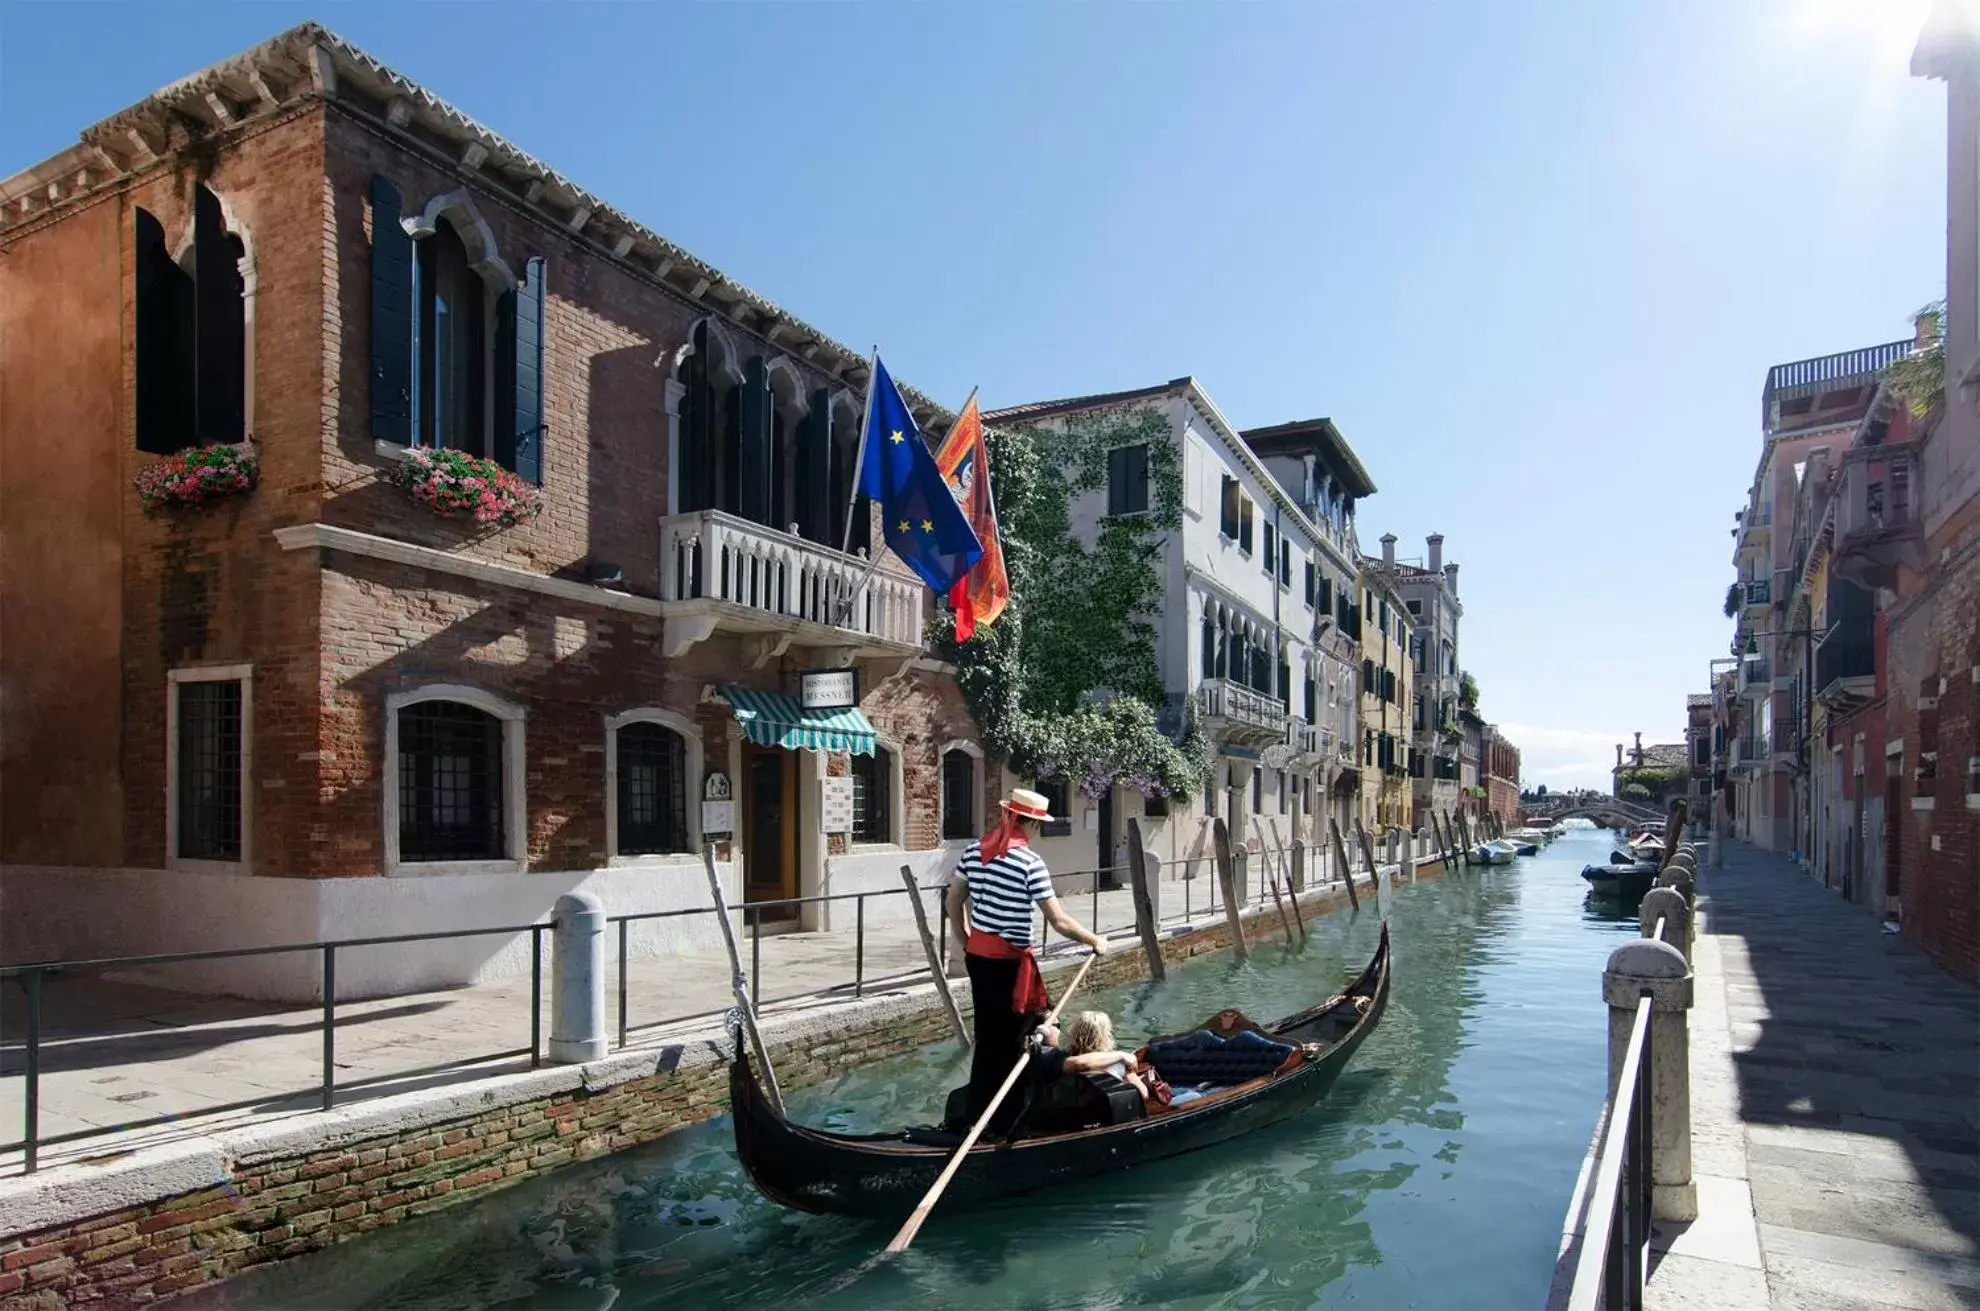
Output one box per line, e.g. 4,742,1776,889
0,849,1448,1308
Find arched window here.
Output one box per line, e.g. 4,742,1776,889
675,320,744,516
135,183,249,454
419,218,488,454
940,748,978,841
616,722,689,855
1200,610,1216,682
398,700,506,862
851,745,894,843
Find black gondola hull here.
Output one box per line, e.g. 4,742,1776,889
729,926,1391,1220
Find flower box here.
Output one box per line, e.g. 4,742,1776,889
389,447,543,528
133,441,259,512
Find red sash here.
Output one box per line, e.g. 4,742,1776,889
966,929,1050,1013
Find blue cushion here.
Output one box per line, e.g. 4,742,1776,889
1147,1028,1296,1086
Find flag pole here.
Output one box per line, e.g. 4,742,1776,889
839,348,880,558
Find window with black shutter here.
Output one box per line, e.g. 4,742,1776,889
1251,768,1261,813
1277,656,1291,708
1277,770,1289,814
1304,560,1316,606
1279,540,1291,587
852,746,894,843
1305,677,1317,722
1107,444,1149,516
399,701,505,861
1238,497,1254,554
176,679,243,862
941,749,977,841
1219,476,1240,539
617,722,689,855
1262,523,1277,575
1201,613,1216,682
135,185,247,454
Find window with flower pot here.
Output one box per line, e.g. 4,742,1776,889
370,179,544,484
136,184,249,455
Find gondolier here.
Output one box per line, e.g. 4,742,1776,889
944,787,1109,1127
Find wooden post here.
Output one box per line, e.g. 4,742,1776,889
1432,811,1452,865
900,866,970,1048
1125,819,1166,982
1265,862,1297,944
1212,818,1250,959
1329,819,1359,911
705,844,783,1115
1659,799,1689,872
1357,825,1380,885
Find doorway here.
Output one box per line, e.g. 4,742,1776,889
742,745,798,926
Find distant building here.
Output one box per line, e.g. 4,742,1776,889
1362,533,1464,828
1357,558,1415,833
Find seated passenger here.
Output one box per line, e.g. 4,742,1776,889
1043,1011,1151,1104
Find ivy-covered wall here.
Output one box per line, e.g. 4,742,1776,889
934,405,1211,801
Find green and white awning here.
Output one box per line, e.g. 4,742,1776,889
721,686,878,756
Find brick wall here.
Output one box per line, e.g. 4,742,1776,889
0,865,1421,1307
1884,516,1980,983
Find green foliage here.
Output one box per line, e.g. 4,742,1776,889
934,406,1210,801
1723,582,1741,619
1459,670,1480,709
1883,300,1945,420
1616,765,1685,806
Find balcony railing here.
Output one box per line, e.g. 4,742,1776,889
1740,659,1771,694
1743,579,1771,607
1199,678,1290,743
657,511,923,654
1834,444,1926,588
1763,339,1913,425
1815,628,1875,702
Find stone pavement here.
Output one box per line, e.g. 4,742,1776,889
0,877,1223,1177
1649,841,1980,1311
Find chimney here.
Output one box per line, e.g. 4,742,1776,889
1427,533,1444,573
1616,743,1624,768
1444,562,1459,594
1380,533,1396,565
1633,731,1643,766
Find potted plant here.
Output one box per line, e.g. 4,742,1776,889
389,447,543,528
133,440,259,513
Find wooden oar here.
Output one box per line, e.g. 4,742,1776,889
883,949,1102,1255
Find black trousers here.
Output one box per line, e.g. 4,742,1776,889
963,953,1040,1128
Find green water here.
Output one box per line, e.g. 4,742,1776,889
188,828,1640,1310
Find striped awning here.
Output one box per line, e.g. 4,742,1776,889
721,686,877,756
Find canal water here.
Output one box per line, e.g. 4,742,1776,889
188,826,1641,1311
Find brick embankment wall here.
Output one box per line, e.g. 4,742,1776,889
0,858,1441,1308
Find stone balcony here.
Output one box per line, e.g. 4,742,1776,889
655,510,924,661
1198,677,1290,748
1833,442,1926,590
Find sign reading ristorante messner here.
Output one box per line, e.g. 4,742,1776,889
800,668,859,709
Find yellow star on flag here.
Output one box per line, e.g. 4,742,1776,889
889,430,905,444
896,520,910,534
920,519,934,533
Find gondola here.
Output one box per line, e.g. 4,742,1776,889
729,924,1391,1220
1581,862,1657,901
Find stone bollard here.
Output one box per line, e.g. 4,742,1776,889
1639,887,1690,962
549,891,608,1064
1604,939,1696,1222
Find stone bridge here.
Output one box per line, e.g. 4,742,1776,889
1524,796,1665,828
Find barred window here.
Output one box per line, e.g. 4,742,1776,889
941,749,977,841
851,746,893,843
176,679,243,861
617,722,688,855
399,701,504,861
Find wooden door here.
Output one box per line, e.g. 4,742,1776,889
742,746,798,925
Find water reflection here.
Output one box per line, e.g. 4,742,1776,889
185,831,1636,1311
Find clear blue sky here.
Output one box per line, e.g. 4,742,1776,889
1,0,1946,790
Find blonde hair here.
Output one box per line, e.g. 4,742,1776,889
1061,1011,1114,1057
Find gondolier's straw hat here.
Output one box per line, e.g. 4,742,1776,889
1000,787,1057,823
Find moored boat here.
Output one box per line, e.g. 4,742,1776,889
1472,842,1515,865
729,926,1393,1220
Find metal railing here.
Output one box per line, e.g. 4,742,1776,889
1563,993,1655,1311
1,837,1434,1176
1,923,547,1175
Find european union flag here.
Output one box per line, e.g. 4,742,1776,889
857,355,983,595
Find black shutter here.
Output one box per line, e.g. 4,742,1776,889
135,207,195,454
1132,446,1149,512
369,176,415,446
738,356,772,525
1108,446,1127,516
495,256,545,483
798,389,833,543
193,185,245,445
1220,476,1239,538
678,324,709,513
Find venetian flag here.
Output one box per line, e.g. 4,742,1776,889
934,391,1009,643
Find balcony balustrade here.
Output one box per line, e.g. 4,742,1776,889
1198,677,1291,746
1834,443,1926,589
656,510,923,659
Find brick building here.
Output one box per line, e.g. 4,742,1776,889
1483,727,1521,827
0,24,994,998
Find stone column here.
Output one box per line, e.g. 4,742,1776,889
1603,939,1696,1221
549,892,608,1064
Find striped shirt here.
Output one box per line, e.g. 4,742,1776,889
952,841,1055,948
